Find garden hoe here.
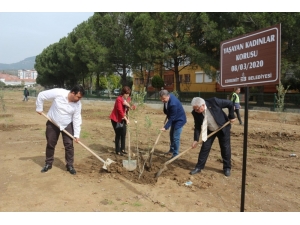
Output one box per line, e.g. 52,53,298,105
155,121,231,178
41,112,115,171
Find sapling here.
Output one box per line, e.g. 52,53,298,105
275,83,290,137
0,91,6,113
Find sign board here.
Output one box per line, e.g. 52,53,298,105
220,24,281,88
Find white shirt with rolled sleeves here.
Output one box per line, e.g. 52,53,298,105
36,88,82,138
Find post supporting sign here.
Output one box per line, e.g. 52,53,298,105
220,24,281,87
219,24,281,212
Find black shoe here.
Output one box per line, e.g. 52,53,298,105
121,150,127,154
66,165,76,175
116,151,123,156
190,168,201,175
41,164,52,173
224,168,231,177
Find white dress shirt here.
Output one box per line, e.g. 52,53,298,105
36,88,82,138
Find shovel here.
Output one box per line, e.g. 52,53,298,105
122,116,137,171
155,121,231,178
41,112,115,171
148,116,168,168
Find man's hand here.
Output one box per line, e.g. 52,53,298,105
36,111,42,115
74,137,80,143
160,127,166,131
192,141,198,148
230,118,236,123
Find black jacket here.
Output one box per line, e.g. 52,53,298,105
192,97,235,142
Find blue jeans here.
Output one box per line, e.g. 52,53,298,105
169,126,183,157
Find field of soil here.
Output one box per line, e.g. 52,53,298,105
0,90,299,222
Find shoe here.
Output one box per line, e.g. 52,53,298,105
164,151,173,156
66,165,76,175
224,168,231,177
41,164,52,173
190,168,201,175
116,151,123,156
121,150,127,154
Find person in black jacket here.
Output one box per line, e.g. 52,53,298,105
23,87,29,101
189,97,236,177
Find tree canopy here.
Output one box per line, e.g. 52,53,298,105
34,12,300,92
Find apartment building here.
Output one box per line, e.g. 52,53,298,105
18,69,38,80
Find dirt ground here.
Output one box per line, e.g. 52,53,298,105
0,90,299,218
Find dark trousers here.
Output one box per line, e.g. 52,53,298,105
196,127,231,171
111,119,126,153
235,109,242,124
45,121,74,167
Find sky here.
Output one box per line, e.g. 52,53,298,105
0,12,94,64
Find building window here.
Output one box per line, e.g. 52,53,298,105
164,75,174,86
195,72,203,83
179,74,190,83
195,72,212,83
184,74,190,83
204,74,212,83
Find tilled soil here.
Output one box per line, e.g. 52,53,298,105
0,90,299,216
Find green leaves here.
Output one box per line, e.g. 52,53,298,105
151,75,164,90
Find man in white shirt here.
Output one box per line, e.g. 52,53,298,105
36,85,85,175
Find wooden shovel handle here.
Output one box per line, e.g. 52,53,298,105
162,121,231,167
150,116,168,154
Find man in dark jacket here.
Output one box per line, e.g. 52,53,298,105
189,97,236,177
159,90,187,158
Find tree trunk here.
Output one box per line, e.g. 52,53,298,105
122,64,127,86
174,58,180,93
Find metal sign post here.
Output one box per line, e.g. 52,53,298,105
219,24,281,212
240,86,249,212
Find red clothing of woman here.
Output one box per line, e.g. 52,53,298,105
110,94,131,155
109,95,131,123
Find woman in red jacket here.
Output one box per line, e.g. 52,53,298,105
109,86,132,155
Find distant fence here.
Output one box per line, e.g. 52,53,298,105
28,89,300,113
144,91,300,112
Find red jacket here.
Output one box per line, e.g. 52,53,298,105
109,96,131,123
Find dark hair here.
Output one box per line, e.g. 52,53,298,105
121,86,131,95
70,85,85,96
